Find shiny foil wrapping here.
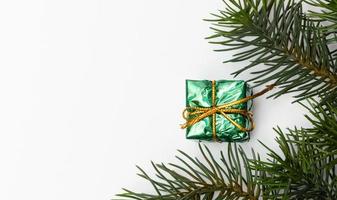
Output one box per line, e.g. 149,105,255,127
185,80,252,142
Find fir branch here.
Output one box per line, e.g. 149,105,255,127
306,0,337,29
251,100,337,199
298,99,337,169
206,0,337,104
114,144,263,200
252,127,337,199
302,99,337,147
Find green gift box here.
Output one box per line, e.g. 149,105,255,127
181,79,253,142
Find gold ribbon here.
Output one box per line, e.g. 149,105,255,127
181,81,274,140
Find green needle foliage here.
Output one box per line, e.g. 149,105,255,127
114,1,337,199
115,143,263,200
307,0,337,31
206,0,337,104
299,99,337,169
253,127,337,199
252,100,337,199
305,102,337,151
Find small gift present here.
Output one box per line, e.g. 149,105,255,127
181,80,273,142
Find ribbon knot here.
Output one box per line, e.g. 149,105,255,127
181,81,274,140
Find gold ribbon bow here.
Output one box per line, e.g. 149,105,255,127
181,80,274,140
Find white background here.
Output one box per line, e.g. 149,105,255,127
0,1,311,199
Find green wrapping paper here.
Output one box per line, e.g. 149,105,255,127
184,80,252,142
